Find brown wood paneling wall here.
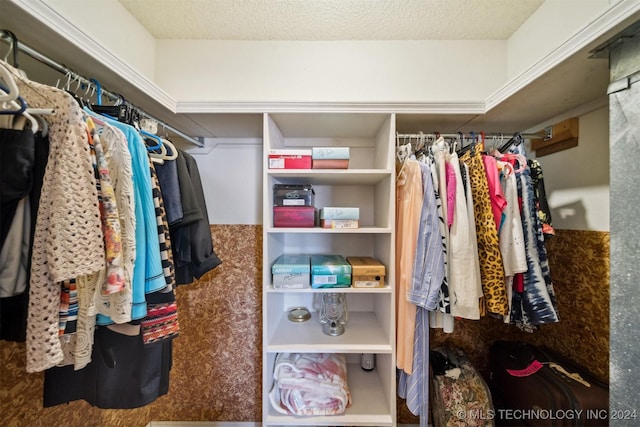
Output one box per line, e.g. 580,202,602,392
400,229,610,424
0,225,263,426
428,229,610,380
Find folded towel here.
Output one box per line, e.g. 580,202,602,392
269,353,352,416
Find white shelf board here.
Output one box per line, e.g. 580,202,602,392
266,311,392,353
266,226,392,234
265,362,393,426
267,286,391,294
267,169,391,185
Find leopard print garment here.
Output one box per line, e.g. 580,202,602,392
460,148,508,316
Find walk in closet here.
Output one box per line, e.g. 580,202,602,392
2,1,640,426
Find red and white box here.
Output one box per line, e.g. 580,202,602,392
268,149,312,169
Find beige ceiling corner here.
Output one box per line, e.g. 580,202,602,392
117,0,545,41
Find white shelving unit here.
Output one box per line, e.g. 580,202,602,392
262,113,397,426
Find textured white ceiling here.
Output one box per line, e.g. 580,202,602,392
118,0,545,41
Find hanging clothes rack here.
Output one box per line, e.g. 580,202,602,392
395,132,543,140
0,29,205,147
396,131,543,153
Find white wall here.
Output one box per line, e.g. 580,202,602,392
183,139,263,225
534,106,609,231
33,0,613,106
38,0,612,106
44,0,157,81
155,40,506,103
506,0,609,80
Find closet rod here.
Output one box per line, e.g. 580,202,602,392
396,132,543,140
0,30,205,148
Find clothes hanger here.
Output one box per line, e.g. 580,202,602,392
494,133,527,172
487,134,499,153
11,110,39,133
396,142,411,164
0,30,24,78
0,71,40,134
0,61,20,103
82,80,95,104
148,142,167,164
0,82,26,114
0,93,27,115
161,138,179,160
34,111,48,136
55,69,72,90
60,70,87,108
1,30,17,65
450,136,458,154
0,39,55,122
92,103,128,121
414,131,425,154
0,88,38,132
157,124,179,161
90,78,102,106
0,55,55,119
479,131,486,152
498,132,522,153
147,124,168,163
139,128,163,151
457,132,474,155
91,93,130,122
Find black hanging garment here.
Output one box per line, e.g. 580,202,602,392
154,149,184,226
0,128,34,246
43,325,172,408
0,130,48,342
171,149,222,284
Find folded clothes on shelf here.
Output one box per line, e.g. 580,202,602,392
269,352,352,416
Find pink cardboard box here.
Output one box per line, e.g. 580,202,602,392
273,206,316,227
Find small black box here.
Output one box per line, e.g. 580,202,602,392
273,184,315,207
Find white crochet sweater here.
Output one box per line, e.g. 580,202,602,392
8,63,106,373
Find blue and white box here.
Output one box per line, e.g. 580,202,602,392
319,207,360,221
272,254,311,288
312,147,350,160
310,254,352,288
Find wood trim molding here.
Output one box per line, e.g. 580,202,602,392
174,101,487,114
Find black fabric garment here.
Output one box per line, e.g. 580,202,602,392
43,326,172,409
0,293,28,341
459,159,469,200
173,149,203,226
154,156,184,226
528,159,554,236
171,150,221,285
146,287,176,304
1,132,48,342
0,128,35,249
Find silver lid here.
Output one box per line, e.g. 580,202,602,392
288,307,311,322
